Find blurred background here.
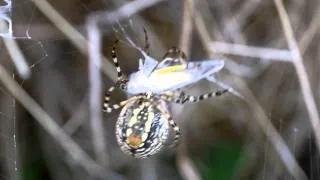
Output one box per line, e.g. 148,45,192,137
0,0,320,179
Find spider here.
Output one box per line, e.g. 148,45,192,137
103,32,230,158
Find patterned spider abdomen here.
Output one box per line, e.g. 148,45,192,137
115,98,169,158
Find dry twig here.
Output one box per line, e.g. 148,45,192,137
0,20,30,78
176,1,201,180
193,5,307,178
87,18,108,166
274,0,320,152
209,41,292,62
0,65,123,179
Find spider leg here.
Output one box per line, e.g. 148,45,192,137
112,40,124,79
103,79,130,113
143,28,150,55
103,85,118,113
168,117,181,148
206,75,244,99
103,95,142,113
104,42,129,113
156,103,181,148
162,89,230,104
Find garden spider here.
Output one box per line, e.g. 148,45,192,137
103,34,230,158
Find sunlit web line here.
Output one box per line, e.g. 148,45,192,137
262,117,270,180
28,42,48,69
12,73,18,173
308,132,313,180
0,0,12,38
0,87,15,133
113,19,147,54
9,41,49,70
0,111,12,120
0,77,17,178
0,0,37,39
18,41,49,87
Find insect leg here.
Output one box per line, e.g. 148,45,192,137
162,47,187,61
143,28,150,55
156,47,188,70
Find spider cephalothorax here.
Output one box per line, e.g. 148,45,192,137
103,32,231,158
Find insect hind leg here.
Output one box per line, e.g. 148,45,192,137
162,47,187,61
143,28,150,55
206,75,244,99
157,47,188,69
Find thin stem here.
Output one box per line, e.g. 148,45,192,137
176,1,201,180
0,65,122,179
209,41,292,62
179,0,194,56
30,0,117,81
274,0,320,152
1,20,30,78
194,8,307,179
87,19,109,166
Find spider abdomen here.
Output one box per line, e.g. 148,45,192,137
115,98,169,158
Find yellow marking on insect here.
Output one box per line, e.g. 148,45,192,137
153,65,186,75
152,71,191,83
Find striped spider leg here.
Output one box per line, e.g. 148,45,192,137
103,29,152,112
172,89,230,104
103,40,129,112
155,101,181,148
160,88,230,105
103,38,181,158
157,88,229,147
104,38,233,158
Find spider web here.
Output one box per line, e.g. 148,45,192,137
0,0,87,179
1,1,48,180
